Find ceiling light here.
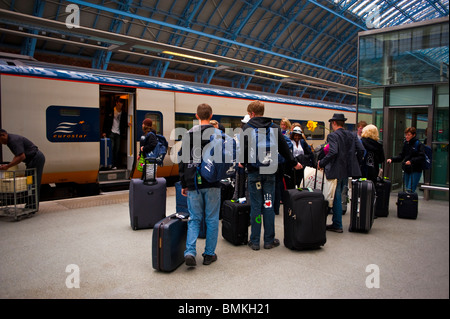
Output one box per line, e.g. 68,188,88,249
162,51,217,63
255,69,290,78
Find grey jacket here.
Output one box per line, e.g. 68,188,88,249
319,128,365,180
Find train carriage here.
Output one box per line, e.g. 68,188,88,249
0,54,356,196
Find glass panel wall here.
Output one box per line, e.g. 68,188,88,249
359,21,449,87
357,18,449,199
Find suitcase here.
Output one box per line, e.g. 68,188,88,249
397,191,418,219
129,178,166,230
152,213,188,272
396,172,419,220
349,179,376,233
375,177,391,217
221,200,250,245
282,188,328,250
100,138,112,168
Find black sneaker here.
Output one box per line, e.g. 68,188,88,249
247,241,260,251
326,224,343,233
185,255,196,267
202,254,217,265
264,238,280,249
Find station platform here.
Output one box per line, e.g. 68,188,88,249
0,186,448,299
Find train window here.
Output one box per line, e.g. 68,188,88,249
136,110,162,137
175,113,197,131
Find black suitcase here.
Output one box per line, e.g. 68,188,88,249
375,177,391,217
282,188,328,250
397,191,418,219
349,179,376,233
397,172,419,220
129,178,166,230
152,213,188,272
221,200,250,245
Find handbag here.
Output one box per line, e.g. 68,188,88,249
303,166,337,208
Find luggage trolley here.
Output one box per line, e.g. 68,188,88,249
0,168,38,220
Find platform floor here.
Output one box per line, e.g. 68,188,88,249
0,187,448,299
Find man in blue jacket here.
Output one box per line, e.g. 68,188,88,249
318,113,365,233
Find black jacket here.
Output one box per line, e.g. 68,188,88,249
319,128,365,180
391,136,425,173
179,124,221,190
241,117,298,173
361,137,385,183
102,107,129,137
140,129,158,156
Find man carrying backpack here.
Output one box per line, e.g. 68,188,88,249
179,103,221,267
240,101,302,251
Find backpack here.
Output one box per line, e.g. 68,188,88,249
146,132,168,165
199,128,237,183
414,140,432,170
278,134,293,164
247,123,278,173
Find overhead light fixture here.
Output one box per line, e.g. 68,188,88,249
162,51,217,63
255,69,290,78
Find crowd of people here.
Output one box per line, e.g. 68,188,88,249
175,100,428,268
0,99,428,269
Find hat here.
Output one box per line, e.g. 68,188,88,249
329,113,347,122
143,118,153,126
241,114,251,123
292,126,303,135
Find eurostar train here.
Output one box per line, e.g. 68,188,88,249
0,53,356,196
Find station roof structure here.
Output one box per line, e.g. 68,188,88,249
0,0,448,105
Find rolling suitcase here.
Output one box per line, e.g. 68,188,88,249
349,179,376,233
375,177,391,217
221,200,251,245
397,173,418,220
283,169,328,250
129,178,166,230
100,138,112,168
282,187,328,250
375,163,391,217
397,192,418,219
152,213,188,272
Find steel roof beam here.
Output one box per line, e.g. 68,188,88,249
62,0,356,79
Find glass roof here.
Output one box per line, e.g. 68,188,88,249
331,0,449,29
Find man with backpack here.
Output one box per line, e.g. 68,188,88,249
240,101,302,251
179,103,222,267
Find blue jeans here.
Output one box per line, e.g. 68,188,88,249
331,178,347,229
404,171,422,193
185,187,221,257
247,172,276,245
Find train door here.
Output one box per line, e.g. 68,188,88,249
98,86,136,186
384,106,431,191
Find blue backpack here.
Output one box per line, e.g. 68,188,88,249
146,132,168,165
415,140,432,170
199,128,237,183
247,123,278,173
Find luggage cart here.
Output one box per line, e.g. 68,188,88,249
0,168,38,221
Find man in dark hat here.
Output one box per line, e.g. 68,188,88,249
318,113,365,233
